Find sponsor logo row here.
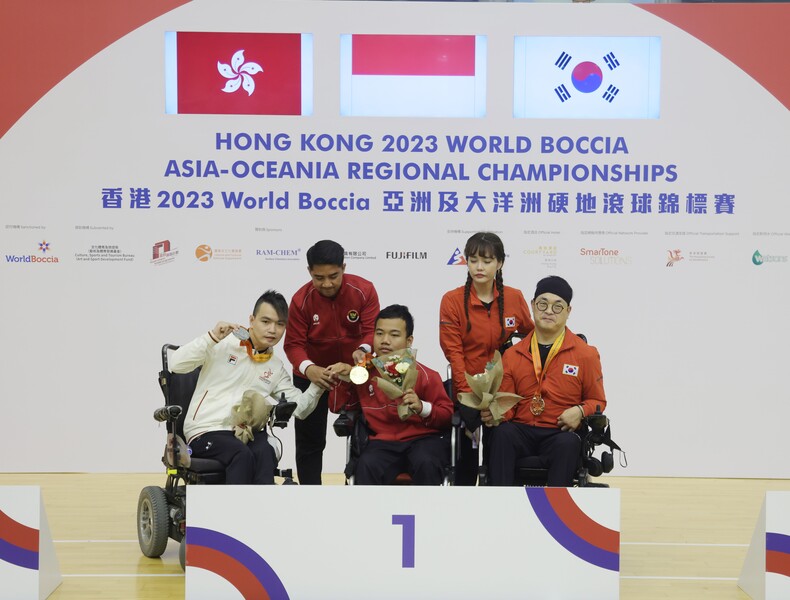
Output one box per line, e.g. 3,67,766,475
4,240,789,267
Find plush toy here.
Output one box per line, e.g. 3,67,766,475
229,390,273,444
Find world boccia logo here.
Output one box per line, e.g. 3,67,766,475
571,61,603,94
195,245,213,262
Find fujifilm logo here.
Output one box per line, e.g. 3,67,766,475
385,252,428,260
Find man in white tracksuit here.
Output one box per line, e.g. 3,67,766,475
170,290,323,484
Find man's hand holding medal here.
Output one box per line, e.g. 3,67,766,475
325,350,373,385
327,348,421,421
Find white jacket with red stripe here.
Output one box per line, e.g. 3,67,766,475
170,332,323,444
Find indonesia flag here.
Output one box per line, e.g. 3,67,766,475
165,32,313,115
514,36,661,119
340,34,486,118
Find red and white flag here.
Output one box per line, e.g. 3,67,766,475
165,32,313,115
340,34,486,118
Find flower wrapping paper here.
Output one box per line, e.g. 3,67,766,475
457,351,522,425
371,348,419,421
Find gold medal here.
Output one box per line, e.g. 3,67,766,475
530,394,545,416
349,365,370,384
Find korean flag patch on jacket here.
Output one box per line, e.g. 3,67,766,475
562,364,579,377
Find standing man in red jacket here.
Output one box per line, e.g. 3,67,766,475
284,240,380,484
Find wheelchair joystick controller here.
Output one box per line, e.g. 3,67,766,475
586,405,608,436
153,405,182,422
272,393,297,428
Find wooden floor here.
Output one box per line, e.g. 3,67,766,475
1,473,788,599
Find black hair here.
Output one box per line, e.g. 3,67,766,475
462,232,506,341
306,240,344,269
253,290,289,322
376,304,414,337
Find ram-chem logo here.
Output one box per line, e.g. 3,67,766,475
218,50,263,96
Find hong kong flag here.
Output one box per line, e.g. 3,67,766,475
165,32,313,115
340,34,487,118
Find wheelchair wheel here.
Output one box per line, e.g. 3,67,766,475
137,486,169,558
179,537,186,571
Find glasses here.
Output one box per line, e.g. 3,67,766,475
534,299,567,314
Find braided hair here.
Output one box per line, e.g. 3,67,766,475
462,232,507,341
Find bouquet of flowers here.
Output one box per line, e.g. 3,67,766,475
371,347,418,421
457,351,522,426
227,390,273,444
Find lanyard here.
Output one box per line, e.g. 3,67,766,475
530,329,565,396
240,339,273,363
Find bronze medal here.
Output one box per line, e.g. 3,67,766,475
530,394,545,416
349,365,370,384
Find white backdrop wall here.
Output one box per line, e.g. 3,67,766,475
1,0,788,477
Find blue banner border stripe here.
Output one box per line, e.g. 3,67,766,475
526,488,619,571
187,526,289,600
0,538,39,570
767,532,790,554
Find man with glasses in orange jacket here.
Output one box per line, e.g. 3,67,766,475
482,276,607,487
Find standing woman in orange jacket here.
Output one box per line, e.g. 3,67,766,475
439,232,534,485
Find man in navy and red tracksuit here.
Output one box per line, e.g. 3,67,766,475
329,304,453,485
284,240,380,485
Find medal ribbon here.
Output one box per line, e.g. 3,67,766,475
240,339,273,363
357,352,373,369
530,329,565,397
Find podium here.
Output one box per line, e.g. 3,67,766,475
739,491,790,600
0,487,62,600
185,486,620,599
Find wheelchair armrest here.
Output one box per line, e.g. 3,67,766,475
153,405,182,422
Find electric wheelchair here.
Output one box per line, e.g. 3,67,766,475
331,374,459,486
136,344,297,569
507,405,623,487
453,334,625,487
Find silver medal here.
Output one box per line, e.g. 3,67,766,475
232,327,250,341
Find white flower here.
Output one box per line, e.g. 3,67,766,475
217,50,263,96
395,361,410,375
